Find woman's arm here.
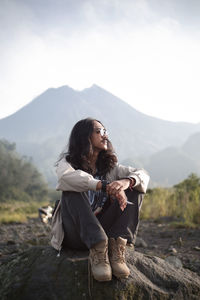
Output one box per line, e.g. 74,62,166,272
56,158,100,192
107,163,150,193
106,164,150,210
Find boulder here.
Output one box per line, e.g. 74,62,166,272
165,256,183,269
0,246,200,300
135,237,148,248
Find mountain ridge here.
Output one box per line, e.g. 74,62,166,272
0,84,200,186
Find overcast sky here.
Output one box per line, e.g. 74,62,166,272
1,0,200,123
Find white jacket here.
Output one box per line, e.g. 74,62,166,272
56,158,149,193
51,158,150,251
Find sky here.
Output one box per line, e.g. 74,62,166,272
1,0,200,123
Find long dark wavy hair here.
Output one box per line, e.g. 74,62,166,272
60,118,117,176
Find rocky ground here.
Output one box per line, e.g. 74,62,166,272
136,218,200,276
0,217,199,276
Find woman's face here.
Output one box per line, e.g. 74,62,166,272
90,120,108,152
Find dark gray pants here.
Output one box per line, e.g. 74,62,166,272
61,189,144,250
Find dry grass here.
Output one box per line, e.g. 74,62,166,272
0,201,50,224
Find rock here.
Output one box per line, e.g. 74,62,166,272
194,246,200,251
165,256,183,269
0,246,200,300
7,240,16,245
168,246,177,254
151,244,158,249
135,237,148,248
177,237,184,247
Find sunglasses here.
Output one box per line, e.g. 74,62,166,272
94,128,109,137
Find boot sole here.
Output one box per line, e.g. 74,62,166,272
113,273,130,279
93,276,112,282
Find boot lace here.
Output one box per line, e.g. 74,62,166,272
112,245,126,263
90,248,109,265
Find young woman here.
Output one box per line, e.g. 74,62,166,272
51,118,150,282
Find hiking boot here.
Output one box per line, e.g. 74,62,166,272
89,240,112,282
109,237,130,279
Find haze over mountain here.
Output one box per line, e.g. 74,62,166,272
142,132,200,187
0,84,200,187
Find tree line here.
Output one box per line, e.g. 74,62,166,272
0,139,48,203
142,173,200,225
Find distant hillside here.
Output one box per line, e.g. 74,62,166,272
140,132,200,187
182,132,200,160
0,84,200,187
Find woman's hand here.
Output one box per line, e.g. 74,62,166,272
106,179,131,211
97,178,134,211
106,179,130,196
115,190,127,211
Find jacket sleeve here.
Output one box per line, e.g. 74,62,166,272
56,158,100,192
107,163,150,193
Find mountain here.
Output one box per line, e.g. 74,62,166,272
141,132,200,187
0,84,200,187
182,132,200,160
